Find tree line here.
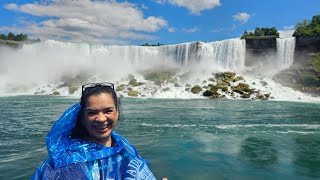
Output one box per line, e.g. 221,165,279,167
293,15,320,37
241,27,280,39
241,14,320,39
0,32,29,41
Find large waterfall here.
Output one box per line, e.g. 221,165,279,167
276,37,296,69
22,38,246,71
1,37,317,102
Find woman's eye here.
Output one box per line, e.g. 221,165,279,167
103,110,113,114
87,112,97,116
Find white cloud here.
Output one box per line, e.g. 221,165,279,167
154,0,167,4
183,27,200,33
154,0,221,15
4,3,18,10
233,12,251,23
3,0,168,44
168,27,176,32
141,3,149,10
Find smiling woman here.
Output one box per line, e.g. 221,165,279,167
32,82,157,180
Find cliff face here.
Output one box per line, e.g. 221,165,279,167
277,36,320,96
244,38,277,66
294,36,320,63
244,36,320,96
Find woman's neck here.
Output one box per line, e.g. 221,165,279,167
91,135,113,147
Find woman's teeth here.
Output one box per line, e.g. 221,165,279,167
95,124,109,130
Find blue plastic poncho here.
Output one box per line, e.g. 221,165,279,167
32,104,156,180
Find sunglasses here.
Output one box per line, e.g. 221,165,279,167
82,82,114,94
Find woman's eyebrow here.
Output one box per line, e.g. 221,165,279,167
85,107,114,111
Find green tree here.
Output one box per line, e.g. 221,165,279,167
0,34,7,40
7,32,15,40
293,15,320,37
241,27,279,39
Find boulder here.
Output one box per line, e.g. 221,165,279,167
223,71,236,79
233,76,244,82
238,83,249,88
68,86,78,94
260,81,268,86
52,91,60,95
116,84,126,91
174,83,181,87
241,93,251,98
128,90,139,97
208,78,215,82
163,87,170,92
128,79,139,86
203,90,215,97
191,85,202,94
216,85,228,92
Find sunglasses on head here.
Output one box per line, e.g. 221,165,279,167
82,82,114,94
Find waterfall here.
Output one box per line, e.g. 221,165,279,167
276,37,296,69
210,39,246,70
20,38,246,71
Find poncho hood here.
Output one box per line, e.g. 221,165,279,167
46,103,134,168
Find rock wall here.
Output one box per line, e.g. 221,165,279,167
294,36,320,64
244,38,277,66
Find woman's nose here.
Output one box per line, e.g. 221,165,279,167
96,112,107,122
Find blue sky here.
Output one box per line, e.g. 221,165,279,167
0,0,319,45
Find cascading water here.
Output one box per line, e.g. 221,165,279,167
276,37,296,69
210,39,246,70
0,38,318,101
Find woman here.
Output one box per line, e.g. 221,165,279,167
32,82,156,180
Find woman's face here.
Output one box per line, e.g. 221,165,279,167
83,93,118,144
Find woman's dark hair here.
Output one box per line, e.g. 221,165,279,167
71,84,120,139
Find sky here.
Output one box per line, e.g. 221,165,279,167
0,0,320,45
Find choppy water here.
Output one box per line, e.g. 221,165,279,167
0,96,320,180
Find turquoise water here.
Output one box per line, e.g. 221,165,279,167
0,96,320,180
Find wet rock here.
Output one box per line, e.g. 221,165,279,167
223,71,236,79
238,83,250,88
203,90,215,97
163,87,170,92
68,86,78,94
128,90,139,97
241,93,251,98
216,85,228,92
116,84,126,91
210,94,226,99
128,79,139,86
144,69,176,85
174,83,181,87
191,85,202,94
260,81,268,86
208,78,215,82
52,91,60,96
233,76,244,82
34,90,46,95
216,80,228,87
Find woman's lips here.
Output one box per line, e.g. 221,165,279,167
94,124,110,133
